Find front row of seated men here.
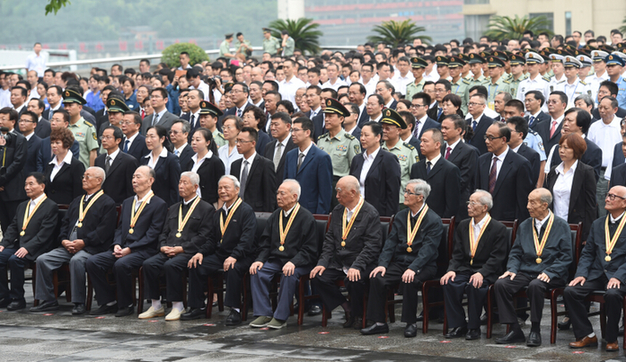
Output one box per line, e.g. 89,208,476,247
2,169,626,351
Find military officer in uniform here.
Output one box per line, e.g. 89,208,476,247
406,57,427,102
465,53,489,110
555,56,592,109
448,56,471,114
506,54,528,100
262,28,280,57
516,52,551,103
486,57,511,111
63,88,99,168
198,100,226,149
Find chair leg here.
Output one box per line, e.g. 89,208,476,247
241,273,248,322
486,288,492,339
86,274,93,311
600,302,606,339
206,276,214,319
550,292,558,344
422,286,429,334
321,304,328,327
31,264,38,307
297,277,305,326
218,274,224,312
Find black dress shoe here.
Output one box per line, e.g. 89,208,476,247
495,330,526,344
181,308,205,320
466,329,481,340
404,323,418,338
225,309,242,326
307,305,322,316
89,303,118,315
558,317,571,330
7,299,26,311
72,303,86,315
115,306,134,317
444,326,468,338
360,323,389,335
0,297,11,308
527,331,542,347
30,300,59,312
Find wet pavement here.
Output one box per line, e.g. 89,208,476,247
0,280,625,362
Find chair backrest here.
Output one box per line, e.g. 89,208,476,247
55,207,68,248
436,217,454,276
313,213,331,256
500,220,519,247
569,222,583,279
380,216,392,244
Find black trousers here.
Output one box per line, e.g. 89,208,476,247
442,273,489,329
142,252,193,302
366,262,436,324
187,254,252,309
311,266,373,318
493,272,565,325
564,276,625,342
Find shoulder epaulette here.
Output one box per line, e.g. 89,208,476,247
344,133,355,140
317,134,328,141
462,78,471,85
84,121,94,127
580,79,587,86
404,142,415,150
528,128,539,136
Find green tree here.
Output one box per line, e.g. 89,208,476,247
45,0,71,15
268,18,322,55
484,15,553,41
162,43,209,68
367,19,431,48
620,15,626,34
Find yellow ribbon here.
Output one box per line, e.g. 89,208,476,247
21,195,48,236
604,214,626,262
78,190,104,227
177,197,202,238
220,198,243,243
129,191,154,234
278,203,300,251
341,197,364,247
407,205,429,252
469,214,491,265
532,212,554,263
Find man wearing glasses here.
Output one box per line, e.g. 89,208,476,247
95,126,138,205
466,93,495,155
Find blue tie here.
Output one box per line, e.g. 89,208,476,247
472,121,478,131
437,107,443,118
123,139,130,153
529,115,535,127
426,161,432,174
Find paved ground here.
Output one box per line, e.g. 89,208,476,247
0,279,625,362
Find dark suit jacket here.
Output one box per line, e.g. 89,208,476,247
612,141,625,170
443,140,479,221
34,118,51,139
198,200,256,262
140,110,178,134
475,149,533,221
24,134,42,175
575,215,626,283
140,152,181,206
183,153,224,205
0,131,27,203
357,107,369,128
230,155,276,212
312,112,327,141
159,198,215,254
427,101,439,121
516,143,541,185
610,163,626,188
467,115,494,155
387,99,398,110
58,191,117,254
95,151,138,205
95,109,108,136
349,148,401,217
255,130,271,154
526,111,550,144
410,158,461,218
545,119,563,154
124,133,149,162
177,144,194,172
44,157,85,206
114,195,167,252
264,136,297,186
546,161,597,240
284,144,333,214
0,197,58,261
37,137,80,173
549,138,603,182
348,126,362,141
418,117,441,140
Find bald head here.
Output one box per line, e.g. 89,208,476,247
606,185,626,216
338,175,360,195
336,175,361,208
527,187,552,219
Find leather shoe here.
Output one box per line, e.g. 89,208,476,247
526,331,542,347
225,309,242,326
606,341,619,352
466,329,481,340
89,303,117,315
569,335,598,348
30,300,59,312
181,308,205,320
0,297,11,308
404,323,418,338
444,326,468,339
115,306,134,317
495,330,526,344
307,305,322,316
72,303,86,315
360,323,389,335
558,316,571,330
7,299,26,311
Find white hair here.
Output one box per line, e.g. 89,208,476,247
181,171,200,187
472,189,493,210
87,166,106,184
282,179,301,201
219,174,240,188
407,179,431,199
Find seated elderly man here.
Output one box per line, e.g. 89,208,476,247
139,172,215,321
361,179,443,337
310,175,382,329
441,190,509,340
31,167,117,315
248,179,319,329
493,188,572,347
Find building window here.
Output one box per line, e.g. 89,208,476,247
530,12,554,33
565,11,572,36
465,15,490,41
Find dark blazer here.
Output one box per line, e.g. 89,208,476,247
549,138,603,182
24,134,42,175
264,136,297,186
417,117,441,140
448,218,509,284
526,112,550,144
37,137,80,173
95,151,138,205
410,157,461,218
255,130,271,154
426,102,439,121
546,161,597,240
348,126,362,141
124,133,149,162
34,118,51,139
198,200,256,262
284,144,334,214
312,112,327,141
0,131,27,203
611,141,625,171
443,141,479,221
44,157,85,205
58,191,117,254
357,107,369,128
467,115,494,155
114,195,167,252
610,163,626,188
95,109,108,136
349,148,401,217
140,110,178,134
140,152,181,206
159,198,215,254
516,143,541,185
545,118,563,154
183,153,224,205
230,155,276,212
0,197,58,261
575,215,626,283
475,149,533,221
177,144,194,172
387,99,398,111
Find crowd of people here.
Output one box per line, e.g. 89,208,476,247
0,26,626,352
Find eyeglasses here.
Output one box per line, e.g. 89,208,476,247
468,102,484,107
466,201,482,206
484,135,504,141
607,193,626,201
410,104,426,109
234,139,253,144
403,189,420,197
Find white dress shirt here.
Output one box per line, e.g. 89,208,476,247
144,148,168,169
218,144,242,175
552,161,577,221
49,150,73,181
359,146,380,197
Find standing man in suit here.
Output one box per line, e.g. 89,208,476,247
31,167,117,314
264,112,296,186
184,89,203,140
26,98,51,139
432,80,452,122
441,190,509,340
365,94,384,123
376,80,397,110
141,88,177,134
506,117,542,187
121,111,149,162
86,166,168,316
524,90,551,144
475,122,534,222
230,127,276,212
545,91,568,153
42,85,64,120
95,127,139,205
0,108,28,234
222,83,252,120
466,93,494,155
411,128,461,218
169,120,194,169
284,117,333,214
305,86,325,140
348,83,369,128
410,92,440,148
18,110,42,175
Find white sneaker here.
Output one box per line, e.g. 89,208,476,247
165,308,183,321
138,306,165,319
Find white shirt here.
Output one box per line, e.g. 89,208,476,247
309,106,322,119
361,79,376,97
490,146,510,180
195,81,211,102
218,144,242,175
391,72,414,95
28,193,47,216
359,147,380,196
144,148,168,169
414,114,428,138
134,191,153,212
370,113,382,123
283,203,297,217
610,211,625,224
25,52,47,77
273,134,291,163
384,99,395,109
105,148,120,165
188,110,201,128
174,143,188,157
548,114,564,135
191,150,213,173
239,152,257,181
445,138,462,156
588,115,622,170
471,214,490,241
0,89,10,108
24,132,34,141
426,153,441,169
552,161,577,221
124,132,139,152
321,78,347,92
535,211,552,234
345,124,358,136
279,76,306,106
183,195,199,205
346,197,364,222
516,73,550,102
49,150,74,181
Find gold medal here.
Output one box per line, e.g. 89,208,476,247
220,198,243,242
129,228,134,234
470,258,473,266
279,246,284,251
536,258,542,264
606,255,612,262
77,222,83,228
532,213,554,268
19,231,25,236
129,191,154,235
176,232,182,238
341,241,346,247
407,247,413,253
77,190,104,230
469,215,491,264
406,205,429,255
177,197,202,241
341,198,364,247
605,215,626,264
21,195,48,237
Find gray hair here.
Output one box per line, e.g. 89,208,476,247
219,174,240,188
87,166,106,185
472,189,493,210
173,119,191,134
282,179,301,201
407,179,431,199
180,171,199,186
574,94,594,108
496,91,512,103
537,188,553,206
340,175,361,195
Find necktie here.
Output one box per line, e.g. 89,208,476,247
123,139,130,153
141,109,145,119
413,120,420,138
550,120,558,138
472,120,478,131
174,149,179,156
273,143,282,171
437,107,443,118
104,155,111,173
240,160,249,197
311,110,316,118
237,108,242,118
297,152,305,172
445,147,451,160
488,157,498,193
426,161,432,174
528,115,535,127
152,113,160,126
190,115,195,129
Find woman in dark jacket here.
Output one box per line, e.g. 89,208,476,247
44,128,85,205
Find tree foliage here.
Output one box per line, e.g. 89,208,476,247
484,15,553,41
45,0,71,15
162,43,209,68
268,18,322,55
367,20,431,48
620,15,626,34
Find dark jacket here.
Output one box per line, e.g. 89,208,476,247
349,148,401,217
158,198,215,254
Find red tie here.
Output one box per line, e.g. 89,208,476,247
445,147,451,160
550,120,557,138
141,109,145,119
488,157,498,193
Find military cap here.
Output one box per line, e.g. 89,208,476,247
612,51,626,63
556,48,573,57
106,96,129,113
563,56,582,69
468,53,486,64
199,100,223,117
488,56,505,68
591,50,609,62
62,88,86,105
262,28,271,33
410,57,428,68
457,53,469,62
225,33,234,39
577,54,593,67
479,51,490,59
583,44,597,51
525,51,544,64
380,108,407,129
605,54,625,67
323,98,350,117
448,56,466,68
549,54,564,63
491,50,508,62
601,44,616,52
509,53,525,65
223,82,234,93
435,56,449,66
616,42,626,51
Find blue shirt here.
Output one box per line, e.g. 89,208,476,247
124,90,140,111
85,90,104,112
616,77,626,109
524,130,547,161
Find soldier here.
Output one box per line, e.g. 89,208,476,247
548,53,567,91
406,57,427,102
486,57,511,111
448,56,471,114
63,88,99,168
506,54,528,100
516,52,551,103
198,100,226,149
555,56,592,109
262,28,280,57
464,53,489,110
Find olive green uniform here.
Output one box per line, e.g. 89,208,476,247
382,140,419,204
68,117,99,168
